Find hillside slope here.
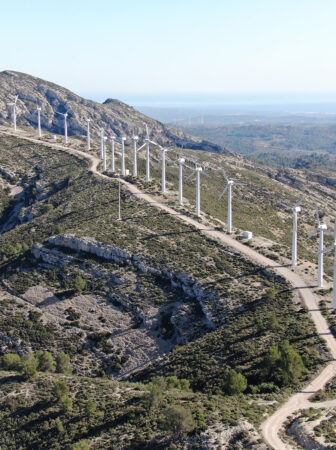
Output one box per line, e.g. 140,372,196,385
0,70,230,154
0,130,333,448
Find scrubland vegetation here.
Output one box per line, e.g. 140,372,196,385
0,133,332,448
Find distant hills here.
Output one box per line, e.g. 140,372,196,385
0,70,231,154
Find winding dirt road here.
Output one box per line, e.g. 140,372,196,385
2,128,336,449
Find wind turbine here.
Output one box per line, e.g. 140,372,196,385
131,133,138,177
7,95,18,131
321,219,336,308
153,142,174,194
100,128,104,158
86,118,91,150
103,136,107,171
36,106,42,137
56,112,68,144
306,207,331,288
308,207,328,288
169,147,186,205
186,159,210,217
121,136,127,176
145,125,150,182
219,168,246,234
279,196,306,267
110,136,116,172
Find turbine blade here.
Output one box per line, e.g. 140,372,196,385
145,124,149,139
316,207,320,226
137,143,146,152
233,182,246,186
278,202,291,210
186,171,195,182
321,244,335,254
221,167,229,183
295,195,306,208
219,185,229,199
305,229,318,241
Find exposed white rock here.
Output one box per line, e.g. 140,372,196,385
45,235,218,329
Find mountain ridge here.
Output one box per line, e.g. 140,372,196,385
0,70,233,155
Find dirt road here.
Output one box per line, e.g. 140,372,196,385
2,128,336,449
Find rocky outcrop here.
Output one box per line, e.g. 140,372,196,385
200,421,266,449
287,416,326,450
35,234,217,329
48,234,132,264
0,166,15,181
0,70,231,155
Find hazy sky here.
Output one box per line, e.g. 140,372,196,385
1,0,336,101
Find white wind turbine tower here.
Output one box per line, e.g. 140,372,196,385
86,118,91,150
110,136,116,172
131,133,138,177
153,142,175,194
186,158,210,217
169,147,186,205
306,207,331,288
219,168,246,234
56,112,68,144
321,219,336,308
145,125,150,182
7,95,18,131
121,136,127,176
36,106,42,137
103,136,107,171
160,147,167,193
100,128,104,158
177,151,185,205
278,196,306,267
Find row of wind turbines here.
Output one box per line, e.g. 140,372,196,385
279,197,336,306
6,98,336,306
7,99,240,223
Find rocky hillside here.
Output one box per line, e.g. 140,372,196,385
0,70,230,154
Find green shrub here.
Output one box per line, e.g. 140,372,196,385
56,352,72,374
55,417,65,433
53,381,69,401
70,440,90,450
222,369,247,395
163,405,195,436
36,351,56,372
263,340,305,386
20,353,38,378
85,400,97,418
60,395,73,413
1,353,22,371
73,276,85,292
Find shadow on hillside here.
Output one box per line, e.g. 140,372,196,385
0,374,23,386
12,399,53,418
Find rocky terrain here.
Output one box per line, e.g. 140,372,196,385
0,70,230,154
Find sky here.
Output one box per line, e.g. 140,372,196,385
1,0,336,104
